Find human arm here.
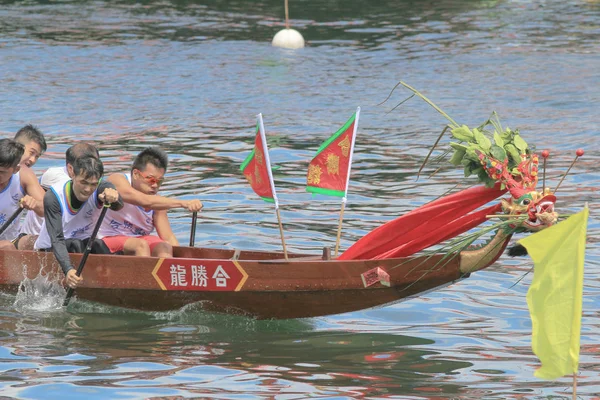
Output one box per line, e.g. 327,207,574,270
19,166,45,217
43,190,77,279
96,180,124,211
154,210,179,246
108,173,202,211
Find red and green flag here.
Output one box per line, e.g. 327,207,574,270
306,107,360,198
240,113,279,206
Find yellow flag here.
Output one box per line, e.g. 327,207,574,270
518,206,588,380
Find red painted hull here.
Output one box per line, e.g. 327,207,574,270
1,246,473,319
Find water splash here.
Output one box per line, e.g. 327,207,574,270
13,273,67,313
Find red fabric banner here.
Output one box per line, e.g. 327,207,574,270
338,185,507,260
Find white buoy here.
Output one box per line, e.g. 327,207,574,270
272,29,305,49
272,0,304,49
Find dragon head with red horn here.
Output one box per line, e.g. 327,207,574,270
477,143,558,232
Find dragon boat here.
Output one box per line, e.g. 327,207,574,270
0,84,566,319
0,180,557,320
1,232,512,319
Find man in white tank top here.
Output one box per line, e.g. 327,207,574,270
0,139,46,250
17,143,100,250
98,147,202,258
9,125,48,249
34,154,123,289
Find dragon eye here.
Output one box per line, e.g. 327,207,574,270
522,199,531,206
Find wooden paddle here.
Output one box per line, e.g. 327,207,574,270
0,207,25,237
63,204,110,306
189,211,198,247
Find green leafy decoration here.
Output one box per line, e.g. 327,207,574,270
450,142,468,151
513,134,528,152
504,144,521,165
451,125,474,141
443,113,533,187
488,112,504,135
464,146,480,162
490,145,507,162
464,162,478,178
473,128,491,151
396,83,532,187
449,146,466,166
493,132,504,147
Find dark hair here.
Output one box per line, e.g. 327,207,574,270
72,155,104,180
66,143,100,165
131,147,168,173
0,139,25,169
14,124,47,153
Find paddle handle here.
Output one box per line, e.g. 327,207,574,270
63,205,109,306
0,207,25,237
189,211,198,247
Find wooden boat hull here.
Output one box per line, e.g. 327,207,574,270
0,245,490,319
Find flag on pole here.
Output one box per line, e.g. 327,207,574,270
306,107,360,198
518,206,588,380
240,114,279,206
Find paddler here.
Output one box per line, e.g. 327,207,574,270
14,124,47,168
34,154,124,289
0,139,46,250
98,147,202,258
17,143,100,250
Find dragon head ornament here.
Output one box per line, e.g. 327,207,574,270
479,151,558,232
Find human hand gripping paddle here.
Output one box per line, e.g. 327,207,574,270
0,196,36,237
63,202,111,307
0,207,25,237
186,199,202,247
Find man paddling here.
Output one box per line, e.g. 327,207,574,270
14,124,47,168
34,155,124,289
18,143,100,250
0,139,46,250
98,147,202,257
11,124,48,249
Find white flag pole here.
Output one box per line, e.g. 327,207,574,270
334,106,360,257
258,113,288,260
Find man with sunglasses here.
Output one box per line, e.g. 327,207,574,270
98,147,202,258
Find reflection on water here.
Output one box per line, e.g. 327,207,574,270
0,0,599,398
2,305,476,398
